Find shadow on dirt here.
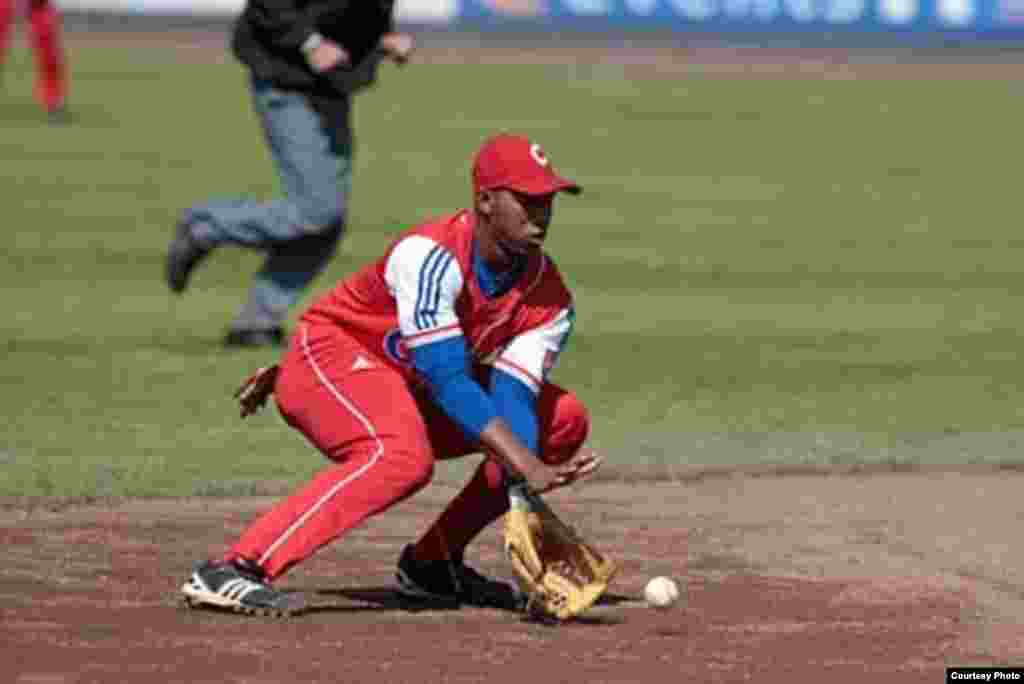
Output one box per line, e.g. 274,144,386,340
303,586,636,625
307,585,461,613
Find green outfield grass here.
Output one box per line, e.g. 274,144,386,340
3,39,1024,498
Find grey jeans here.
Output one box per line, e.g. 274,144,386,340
187,77,353,331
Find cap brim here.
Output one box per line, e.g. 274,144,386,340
558,181,583,196
509,175,582,197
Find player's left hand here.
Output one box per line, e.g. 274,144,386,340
379,32,415,65
234,365,280,418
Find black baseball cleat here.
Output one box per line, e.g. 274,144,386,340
455,559,525,610
223,327,286,349
395,544,522,610
181,558,305,617
165,217,210,294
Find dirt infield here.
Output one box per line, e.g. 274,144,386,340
3,468,1022,683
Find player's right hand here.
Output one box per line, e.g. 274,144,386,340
563,448,603,483
379,32,415,65
522,461,575,494
307,40,351,73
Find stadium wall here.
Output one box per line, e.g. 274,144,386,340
57,0,1024,39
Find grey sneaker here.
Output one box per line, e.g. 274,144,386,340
47,105,72,125
165,217,210,294
395,544,521,610
181,559,305,617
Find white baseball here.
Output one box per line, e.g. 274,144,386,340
644,576,680,609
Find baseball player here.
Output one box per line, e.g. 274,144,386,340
0,0,68,122
181,133,601,616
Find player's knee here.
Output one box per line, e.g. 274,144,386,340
556,392,591,446
541,393,591,465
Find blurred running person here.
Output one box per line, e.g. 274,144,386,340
165,0,414,348
0,0,69,123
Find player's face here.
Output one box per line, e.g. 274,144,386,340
491,189,555,256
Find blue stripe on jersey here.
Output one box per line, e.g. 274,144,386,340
428,254,455,323
414,245,444,329
420,250,444,328
418,251,455,329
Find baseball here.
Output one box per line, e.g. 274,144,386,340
644,576,680,609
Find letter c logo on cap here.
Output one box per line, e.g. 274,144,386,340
530,143,549,167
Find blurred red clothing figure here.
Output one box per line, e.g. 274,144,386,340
0,0,68,122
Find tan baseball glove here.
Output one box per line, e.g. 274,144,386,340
234,365,279,418
504,483,617,621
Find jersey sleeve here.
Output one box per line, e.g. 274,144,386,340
490,367,539,452
494,307,575,394
384,235,466,349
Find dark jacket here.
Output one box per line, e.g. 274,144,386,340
232,0,395,97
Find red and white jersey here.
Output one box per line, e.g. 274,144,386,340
301,210,574,394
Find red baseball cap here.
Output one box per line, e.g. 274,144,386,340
472,134,582,197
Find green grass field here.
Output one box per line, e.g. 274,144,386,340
3,38,1024,498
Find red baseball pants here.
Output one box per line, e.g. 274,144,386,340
228,323,589,580
0,0,66,111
